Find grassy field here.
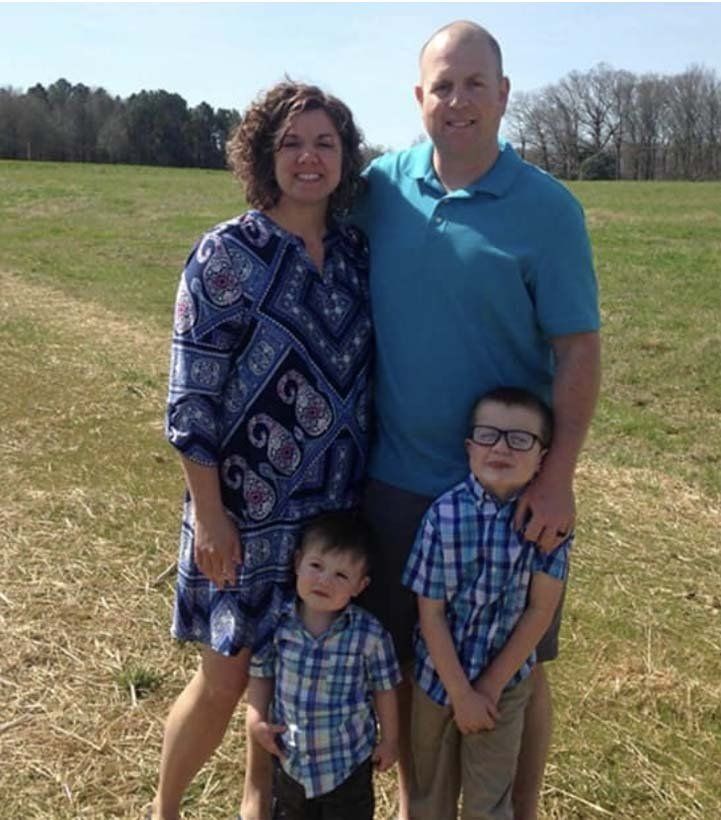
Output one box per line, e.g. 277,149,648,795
1,160,720,819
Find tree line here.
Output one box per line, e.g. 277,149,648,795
0,78,240,168
506,63,721,180
2,66,721,179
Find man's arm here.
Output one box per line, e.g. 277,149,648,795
473,573,564,705
515,331,601,552
418,596,500,733
246,676,286,759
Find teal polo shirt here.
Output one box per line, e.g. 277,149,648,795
353,141,600,498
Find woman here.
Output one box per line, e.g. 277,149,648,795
151,82,371,820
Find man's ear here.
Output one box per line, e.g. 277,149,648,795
499,75,510,111
414,84,424,107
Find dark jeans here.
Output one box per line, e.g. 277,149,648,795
273,758,374,820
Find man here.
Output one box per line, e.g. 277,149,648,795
354,20,601,820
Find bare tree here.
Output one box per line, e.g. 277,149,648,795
609,70,635,179
627,74,668,179
667,66,707,178
698,68,721,178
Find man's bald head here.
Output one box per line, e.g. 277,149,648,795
419,21,504,80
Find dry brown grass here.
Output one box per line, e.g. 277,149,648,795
2,268,719,819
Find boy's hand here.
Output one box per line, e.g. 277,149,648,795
451,687,500,734
471,675,503,730
248,720,286,759
372,736,399,772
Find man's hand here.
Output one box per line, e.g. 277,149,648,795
514,469,574,553
248,719,286,759
372,735,399,771
451,686,500,734
193,511,242,587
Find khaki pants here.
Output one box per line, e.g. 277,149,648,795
410,677,532,820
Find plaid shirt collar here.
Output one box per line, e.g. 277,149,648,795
279,595,354,641
465,472,526,511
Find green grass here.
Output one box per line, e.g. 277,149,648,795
0,160,242,326
1,160,719,819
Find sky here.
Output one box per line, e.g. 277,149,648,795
2,2,721,149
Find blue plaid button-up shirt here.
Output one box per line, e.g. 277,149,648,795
250,597,401,797
402,474,571,706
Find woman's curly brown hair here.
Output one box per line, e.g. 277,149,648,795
227,81,365,216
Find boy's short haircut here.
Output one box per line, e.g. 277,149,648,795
469,386,554,446
300,510,374,574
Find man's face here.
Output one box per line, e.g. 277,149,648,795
415,32,509,164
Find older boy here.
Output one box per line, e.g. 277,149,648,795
247,512,401,820
403,388,571,820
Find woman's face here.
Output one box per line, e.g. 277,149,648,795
273,108,343,210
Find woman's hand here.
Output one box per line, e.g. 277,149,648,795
179,456,242,587
194,510,242,588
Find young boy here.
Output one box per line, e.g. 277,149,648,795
402,387,571,820
247,511,401,820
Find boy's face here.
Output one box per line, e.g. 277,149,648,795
465,400,547,501
295,541,369,614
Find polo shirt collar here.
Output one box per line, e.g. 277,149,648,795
407,139,522,198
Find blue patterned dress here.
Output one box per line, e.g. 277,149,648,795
165,210,372,656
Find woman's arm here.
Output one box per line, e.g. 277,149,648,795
180,456,241,587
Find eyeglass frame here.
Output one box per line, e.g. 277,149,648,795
468,424,547,452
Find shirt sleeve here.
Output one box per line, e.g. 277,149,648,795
531,534,572,581
531,192,601,339
401,504,446,600
250,632,277,679
366,624,402,691
165,231,250,466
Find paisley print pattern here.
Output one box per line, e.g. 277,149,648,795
247,414,301,476
202,249,245,306
166,211,372,656
173,276,197,334
221,455,277,520
277,370,333,437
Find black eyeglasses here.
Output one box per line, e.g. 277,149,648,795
469,425,546,452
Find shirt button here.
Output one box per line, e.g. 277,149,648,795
434,216,442,223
